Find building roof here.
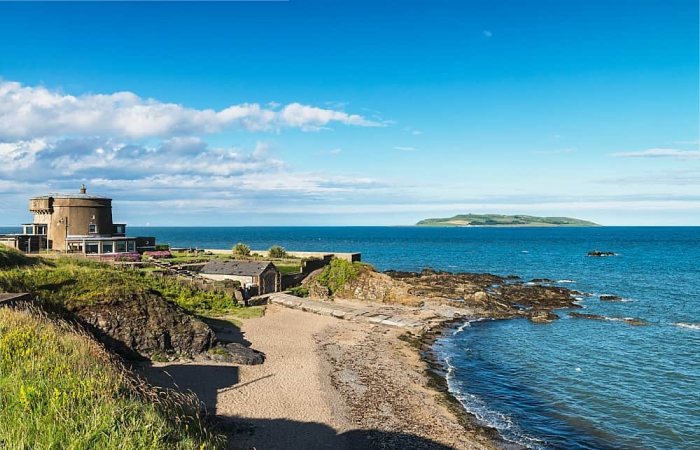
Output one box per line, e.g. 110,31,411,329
31,193,110,200
31,185,110,201
201,260,277,276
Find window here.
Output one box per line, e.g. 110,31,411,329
127,241,136,252
113,225,125,234
85,242,99,254
115,241,127,253
102,243,113,253
88,223,97,234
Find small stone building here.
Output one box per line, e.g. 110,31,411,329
200,260,281,295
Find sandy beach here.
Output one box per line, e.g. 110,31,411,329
145,304,497,450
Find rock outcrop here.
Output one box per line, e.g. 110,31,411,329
76,292,215,360
304,265,580,322
587,250,617,257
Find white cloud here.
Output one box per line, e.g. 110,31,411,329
393,146,417,152
611,148,700,160
483,30,493,38
0,80,383,140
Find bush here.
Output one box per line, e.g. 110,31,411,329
316,258,362,294
288,286,309,298
232,242,251,257
143,250,173,259
268,245,287,259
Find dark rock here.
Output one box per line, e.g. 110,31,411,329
531,278,554,283
207,342,265,365
587,250,617,257
600,295,622,301
569,312,647,326
76,292,215,360
529,310,559,323
569,312,607,321
623,318,648,326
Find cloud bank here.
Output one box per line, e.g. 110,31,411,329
0,80,382,140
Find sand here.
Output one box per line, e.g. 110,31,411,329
145,305,496,450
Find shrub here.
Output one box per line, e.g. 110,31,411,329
268,245,287,259
288,286,309,298
232,242,251,257
143,250,173,259
316,258,362,294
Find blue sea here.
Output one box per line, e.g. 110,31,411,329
3,226,698,449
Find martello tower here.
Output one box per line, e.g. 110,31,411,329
28,184,118,251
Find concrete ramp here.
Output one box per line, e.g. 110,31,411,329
267,293,425,331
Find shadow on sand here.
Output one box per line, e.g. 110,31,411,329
221,417,460,450
199,316,253,348
141,362,459,450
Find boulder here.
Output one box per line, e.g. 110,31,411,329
76,292,215,360
600,295,622,301
207,342,265,365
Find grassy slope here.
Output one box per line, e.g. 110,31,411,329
0,308,223,449
0,246,239,314
416,213,599,227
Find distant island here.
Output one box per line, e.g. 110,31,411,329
416,214,599,227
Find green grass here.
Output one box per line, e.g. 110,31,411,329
274,261,302,275
0,257,242,315
0,245,41,269
201,306,265,328
0,308,224,449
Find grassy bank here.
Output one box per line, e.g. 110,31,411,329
0,246,241,314
0,307,223,449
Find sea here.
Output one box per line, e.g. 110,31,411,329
3,225,698,449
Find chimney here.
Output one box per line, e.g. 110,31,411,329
80,184,87,194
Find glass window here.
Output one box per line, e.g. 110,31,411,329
102,243,113,253
85,242,99,254
127,241,136,252
89,224,97,234
115,241,127,253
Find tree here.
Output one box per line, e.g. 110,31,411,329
232,242,251,257
268,245,287,259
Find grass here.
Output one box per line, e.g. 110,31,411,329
0,307,224,449
200,306,265,328
0,245,41,269
0,254,244,315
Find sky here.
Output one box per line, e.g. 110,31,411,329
0,0,698,226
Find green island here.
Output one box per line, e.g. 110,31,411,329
416,214,599,227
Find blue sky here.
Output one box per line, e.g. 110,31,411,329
0,0,698,226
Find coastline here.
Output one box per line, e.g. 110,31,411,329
142,305,506,449
420,319,526,450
